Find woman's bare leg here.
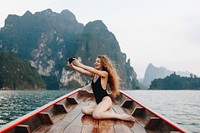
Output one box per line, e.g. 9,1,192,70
92,96,135,121
81,103,96,115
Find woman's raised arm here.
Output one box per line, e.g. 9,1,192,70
72,58,108,78
67,62,94,77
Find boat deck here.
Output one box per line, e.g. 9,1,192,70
2,89,184,133
32,94,138,133
39,101,135,133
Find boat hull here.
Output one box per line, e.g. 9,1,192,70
0,88,188,133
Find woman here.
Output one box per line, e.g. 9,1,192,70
67,55,135,121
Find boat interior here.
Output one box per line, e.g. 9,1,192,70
4,89,183,133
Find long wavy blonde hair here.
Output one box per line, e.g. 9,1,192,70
97,55,120,95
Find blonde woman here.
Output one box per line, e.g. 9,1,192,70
67,55,135,121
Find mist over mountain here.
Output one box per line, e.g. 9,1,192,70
142,63,193,87
0,9,139,90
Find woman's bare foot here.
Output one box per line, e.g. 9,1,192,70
120,114,135,122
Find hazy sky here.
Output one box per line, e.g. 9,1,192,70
1,0,200,78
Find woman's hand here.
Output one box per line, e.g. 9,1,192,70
66,58,95,77
72,58,82,67
66,61,73,68
66,58,82,69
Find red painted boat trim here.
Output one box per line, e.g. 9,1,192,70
120,90,188,133
0,88,82,133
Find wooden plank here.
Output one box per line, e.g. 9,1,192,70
63,100,96,133
15,125,31,133
81,114,98,133
112,105,134,127
78,90,94,100
98,125,115,133
67,97,78,104
67,92,82,104
65,103,77,112
81,115,98,126
63,112,84,133
121,100,134,109
112,105,134,133
130,123,147,133
131,107,150,128
145,117,181,133
132,107,145,117
132,109,155,127
46,102,88,133
145,117,161,130
39,112,54,124
33,97,90,133
99,119,114,126
170,131,182,133
114,123,133,133
124,107,149,133
81,125,98,133
21,115,42,131
81,109,116,133
32,124,52,133
51,113,66,123
98,119,115,133
54,103,67,113
32,106,68,133
112,104,148,133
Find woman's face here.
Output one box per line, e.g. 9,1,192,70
94,57,102,70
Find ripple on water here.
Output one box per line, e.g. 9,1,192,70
0,90,71,126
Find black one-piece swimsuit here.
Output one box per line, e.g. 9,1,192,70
91,77,109,104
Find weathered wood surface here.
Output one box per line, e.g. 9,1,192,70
44,100,137,133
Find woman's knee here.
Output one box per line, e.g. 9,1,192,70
92,111,101,119
102,97,112,107
81,108,87,114
81,106,94,115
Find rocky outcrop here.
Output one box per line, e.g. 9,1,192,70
143,63,192,87
0,9,139,90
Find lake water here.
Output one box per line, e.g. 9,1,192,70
0,90,199,133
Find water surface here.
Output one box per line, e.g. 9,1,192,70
0,90,70,125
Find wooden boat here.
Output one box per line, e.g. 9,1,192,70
0,88,188,133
